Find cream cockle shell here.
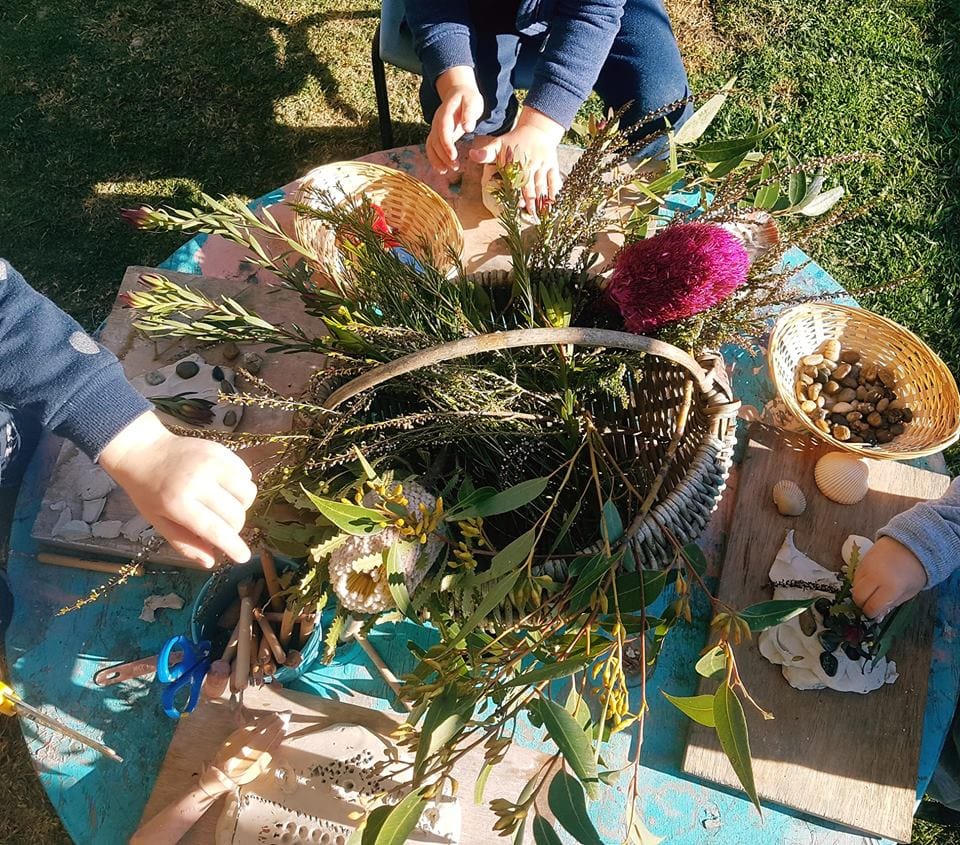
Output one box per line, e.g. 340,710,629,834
814,452,870,505
772,480,806,516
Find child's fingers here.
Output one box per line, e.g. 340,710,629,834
460,95,483,134
533,167,549,205
200,489,248,533
522,175,537,214
171,501,251,563
218,472,258,510
426,135,447,173
152,516,218,568
438,103,462,167
546,168,562,200
468,137,500,164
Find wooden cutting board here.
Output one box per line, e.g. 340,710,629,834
140,685,549,844
32,266,325,567
682,422,951,843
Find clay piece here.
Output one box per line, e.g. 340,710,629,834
121,515,153,544
81,496,107,524
140,592,185,623
55,519,92,540
130,353,243,431
758,531,898,693
216,723,460,845
91,520,123,539
79,466,117,501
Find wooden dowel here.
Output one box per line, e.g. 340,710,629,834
221,619,242,663
259,548,284,612
279,609,295,648
231,598,253,694
254,609,287,664
38,553,144,577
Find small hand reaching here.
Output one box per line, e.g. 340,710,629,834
426,66,485,174
99,412,258,567
469,107,564,214
851,536,927,618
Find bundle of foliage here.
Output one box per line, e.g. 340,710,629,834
116,91,878,842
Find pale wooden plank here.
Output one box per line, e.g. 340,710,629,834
682,423,950,843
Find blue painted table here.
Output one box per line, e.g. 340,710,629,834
6,146,958,844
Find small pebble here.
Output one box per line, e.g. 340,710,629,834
223,410,238,427
814,419,830,433
861,363,879,382
824,380,840,394
879,367,896,387
832,425,852,441
876,397,890,412
821,339,841,361
855,386,869,401
222,341,240,360
890,423,905,436
807,383,822,401
836,388,857,403
845,411,863,422
175,360,200,379
800,400,817,413
800,373,815,386
876,429,893,444
867,412,883,427
902,408,914,422
801,353,824,367
833,362,852,380
841,350,861,364
832,402,854,414
240,351,263,374
145,370,166,386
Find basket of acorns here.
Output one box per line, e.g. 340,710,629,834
769,303,960,459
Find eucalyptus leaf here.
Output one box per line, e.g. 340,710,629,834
601,499,625,545
798,185,845,216
615,569,669,613
353,446,377,481
662,691,716,727
303,490,383,536
754,183,781,210
705,153,749,179
384,542,417,619
872,597,918,664
569,555,614,612
532,816,565,845
788,160,807,207
360,806,392,845
547,772,605,845
739,598,815,632
714,685,761,813
566,687,592,728
534,698,599,790
413,689,474,777
451,477,549,519
682,543,708,576
673,78,735,145
371,790,427,845
452,569,522,645
475,761,493,805
504,655,593,687
695,645,727,679
462,529,535,588
693,126,778,163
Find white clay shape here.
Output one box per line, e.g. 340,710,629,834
758,531,897,693
139,592,185,623
814,452,870,505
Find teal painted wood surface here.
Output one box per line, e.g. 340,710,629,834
7,147,958,844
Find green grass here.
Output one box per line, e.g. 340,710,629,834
1,0,959,842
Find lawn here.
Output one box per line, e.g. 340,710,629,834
0,0,958,842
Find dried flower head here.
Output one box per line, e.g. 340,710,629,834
606,222,750,334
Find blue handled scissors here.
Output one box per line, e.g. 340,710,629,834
157,634,212,719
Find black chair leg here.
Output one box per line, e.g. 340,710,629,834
371,24,395,150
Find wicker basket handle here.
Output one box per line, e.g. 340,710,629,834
322,327,722,410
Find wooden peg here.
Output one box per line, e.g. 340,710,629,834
231,598,254,694
259,548,285,612
254,609,287,664
279,609,295,648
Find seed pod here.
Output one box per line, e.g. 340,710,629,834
879,366,896,387
836,388,857,403
845,411,862,422
890,423,905,436
855,386,869,401
832,425,852,441
902,407,914,422
815,419,831,434
862,363,879,382
867,412,883,427
860,403,875,415
829,413,848,426
876,429,893,443
800,373,815,386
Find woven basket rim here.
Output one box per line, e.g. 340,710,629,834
768,302,960,460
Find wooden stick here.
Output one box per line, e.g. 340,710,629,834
221,619,242,663
231,598,254,694
254,609,287,664
299,612,317,646
38,553,144,577
278,609,295,648
259,548,285,612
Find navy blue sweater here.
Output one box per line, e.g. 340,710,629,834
404,0,625,129
0,258,151,460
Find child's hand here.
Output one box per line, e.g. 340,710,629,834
427,66,484,174
851,536,928,618
469,107,565,214
98,412,257,567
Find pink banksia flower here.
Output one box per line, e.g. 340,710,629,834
606,223,750,334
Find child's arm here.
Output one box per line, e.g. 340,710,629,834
852,478,960,617
469,0,625,210
0,259,255,566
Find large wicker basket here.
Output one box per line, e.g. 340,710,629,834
769,303,960,459
321,327,740,571
293,161,464,284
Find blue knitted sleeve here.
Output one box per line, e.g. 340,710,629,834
877,477,960,589
524,0,625,129
0,259,152,460
402,0,475,87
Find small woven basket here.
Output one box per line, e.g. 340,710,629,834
321,325,740,571
293,161,464,284
769,303,960,459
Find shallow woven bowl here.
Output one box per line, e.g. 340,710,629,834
769,303,960,459
293,161,464,283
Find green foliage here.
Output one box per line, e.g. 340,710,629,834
662,692,717,727
713,684,761,813
547,772,605,845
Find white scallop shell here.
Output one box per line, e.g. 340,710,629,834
842,534,874,566
814,452,870,505
772,480,806,516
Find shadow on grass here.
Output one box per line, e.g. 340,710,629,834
0,0,425,325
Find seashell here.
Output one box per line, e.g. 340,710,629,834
772,480,806,516
842,534,874,566
720,211,780,261
814,452,870,505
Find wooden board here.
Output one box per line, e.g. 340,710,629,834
682,423,951,843
32,266,325,567
140,685,550,845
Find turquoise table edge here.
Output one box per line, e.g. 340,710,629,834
5,162,958,845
